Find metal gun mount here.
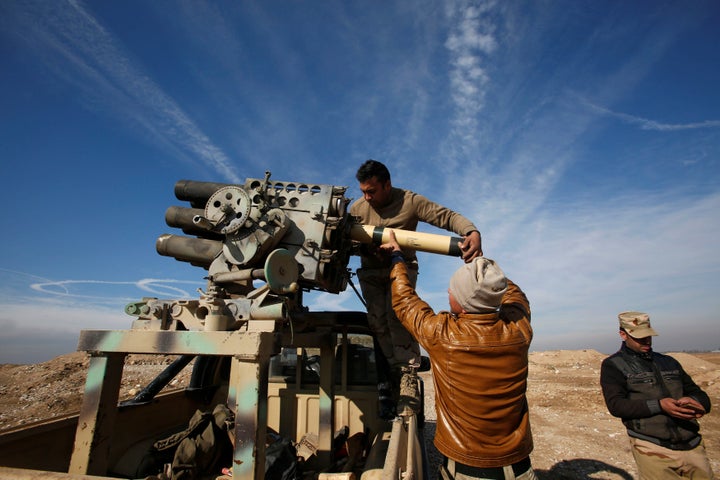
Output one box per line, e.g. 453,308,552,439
126,171,465,333
128,172,356,332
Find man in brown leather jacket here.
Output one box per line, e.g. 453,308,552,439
381,230,536,480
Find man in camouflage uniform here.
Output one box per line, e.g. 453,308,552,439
600,311,714,479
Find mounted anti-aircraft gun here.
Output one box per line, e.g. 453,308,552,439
134,171,464,333
140,172,356,332
0,172,465,480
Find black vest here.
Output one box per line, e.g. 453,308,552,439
606,349,701,450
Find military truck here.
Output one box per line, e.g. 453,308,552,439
0,173,463,480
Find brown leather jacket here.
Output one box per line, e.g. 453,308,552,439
390,261,533,467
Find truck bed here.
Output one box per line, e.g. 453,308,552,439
0,327,427,480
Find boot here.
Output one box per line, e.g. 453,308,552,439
396,366,421,416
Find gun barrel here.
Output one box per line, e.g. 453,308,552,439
350,224,463,257
165,206,224,239
174,180,233,208
165,205,204,229
156,234,223,267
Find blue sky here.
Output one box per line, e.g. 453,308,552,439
1,0,719,364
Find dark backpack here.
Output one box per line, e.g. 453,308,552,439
264,434,300,480
140,404,234,480
139,404,299,480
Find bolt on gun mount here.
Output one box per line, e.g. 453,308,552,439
129,172,465,332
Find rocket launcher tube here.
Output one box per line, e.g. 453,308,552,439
156,234,222,267
350,224,463,257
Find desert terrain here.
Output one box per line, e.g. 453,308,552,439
1,349,718,479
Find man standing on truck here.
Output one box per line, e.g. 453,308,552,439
349,159,482,418
600,311,714,479
380,230,537,480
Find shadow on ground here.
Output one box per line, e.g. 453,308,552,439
535,459,634,479
422,421,634,479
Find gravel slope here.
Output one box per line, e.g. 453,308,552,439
1,350,718,479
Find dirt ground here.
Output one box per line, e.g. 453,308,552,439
1,349,718,479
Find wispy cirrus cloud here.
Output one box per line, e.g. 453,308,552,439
581,97,720,131
6,0,241,182
30,278,202,301
0,269,205,362
439,0,498,167
0,269,204,308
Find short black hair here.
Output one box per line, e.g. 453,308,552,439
356,159,391,183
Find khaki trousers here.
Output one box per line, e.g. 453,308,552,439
357,267,420,369
630,437,715,479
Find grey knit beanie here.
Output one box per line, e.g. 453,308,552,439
449,257,507,312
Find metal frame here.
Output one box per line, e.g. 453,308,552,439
69,329,278,480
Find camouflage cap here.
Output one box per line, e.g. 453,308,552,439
618,311,658,338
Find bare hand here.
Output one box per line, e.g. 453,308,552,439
660,397,706,419
379,229,402,254
460,231,483,263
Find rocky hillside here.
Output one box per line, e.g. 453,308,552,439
1,350,718,479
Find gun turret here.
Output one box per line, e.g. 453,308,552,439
131,172,465,332
158,173,353,295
